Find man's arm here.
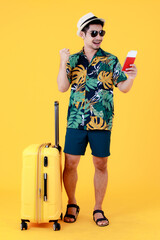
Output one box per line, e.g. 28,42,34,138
117,64,137,93
57,48,70,92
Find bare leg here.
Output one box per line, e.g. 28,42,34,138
93,155,109,226
63,153,81,222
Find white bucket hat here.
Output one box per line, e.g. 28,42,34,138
77,12,105,37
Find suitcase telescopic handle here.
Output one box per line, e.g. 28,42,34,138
54,101,59,148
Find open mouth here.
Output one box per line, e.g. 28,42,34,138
93,41,101,45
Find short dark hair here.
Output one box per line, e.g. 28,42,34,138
81,19,104,34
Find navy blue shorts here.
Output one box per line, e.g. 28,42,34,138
63,128,111,158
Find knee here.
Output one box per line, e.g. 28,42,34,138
64,153,80,170
93,156,108,171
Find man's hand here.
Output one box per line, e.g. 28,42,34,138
124,64,137,80
57,48,71,92
59,48,70,65
118,64,138,93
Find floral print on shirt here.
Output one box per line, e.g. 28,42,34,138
66,47,127,131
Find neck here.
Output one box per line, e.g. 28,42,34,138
83,45,98,57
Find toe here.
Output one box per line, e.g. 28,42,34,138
98,220,109,226
64,217,74,223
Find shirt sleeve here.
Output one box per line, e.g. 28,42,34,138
66,60,72,84
113,57,127,87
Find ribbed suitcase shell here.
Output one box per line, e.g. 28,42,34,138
21,101,62,230
21,144,62,223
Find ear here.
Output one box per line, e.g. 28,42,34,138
80,31,85,39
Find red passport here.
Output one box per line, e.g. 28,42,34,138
122,50,137,72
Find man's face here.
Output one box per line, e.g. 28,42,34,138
81,24,104,50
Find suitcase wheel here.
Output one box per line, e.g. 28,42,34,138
53,222,61,231
20,221,28,230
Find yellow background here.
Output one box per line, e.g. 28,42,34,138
0,0,160,239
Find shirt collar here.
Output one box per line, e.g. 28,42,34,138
79,47,103,57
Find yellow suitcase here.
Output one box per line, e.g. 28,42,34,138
20,101,62,231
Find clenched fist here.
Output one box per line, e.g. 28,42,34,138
59,48,70,65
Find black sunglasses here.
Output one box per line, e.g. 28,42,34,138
89,30,106,38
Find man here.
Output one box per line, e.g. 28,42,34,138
57,12,137,227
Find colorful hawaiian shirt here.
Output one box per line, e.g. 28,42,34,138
66,47,127,131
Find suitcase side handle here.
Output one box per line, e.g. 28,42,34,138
44,173,47,201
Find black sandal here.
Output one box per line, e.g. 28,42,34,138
93,210,109,227
64,204,80,223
